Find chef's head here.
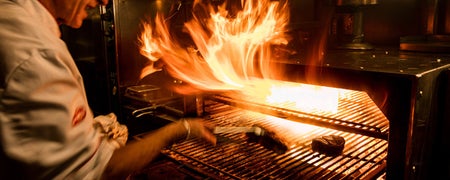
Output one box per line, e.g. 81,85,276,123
39,0,108,28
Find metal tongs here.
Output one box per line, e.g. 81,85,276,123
213,126,265,136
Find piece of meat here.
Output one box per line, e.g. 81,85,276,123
311,135,345,156
246,125,289,154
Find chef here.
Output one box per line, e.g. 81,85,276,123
0,0,217,179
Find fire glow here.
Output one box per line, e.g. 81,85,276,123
267,83,341,114
230,79,344,114
139,0,341,113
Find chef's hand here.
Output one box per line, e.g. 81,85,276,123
180,118,217,145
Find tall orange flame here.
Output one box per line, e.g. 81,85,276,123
139,0,290,92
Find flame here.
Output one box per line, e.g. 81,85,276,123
139,0,341,113
139,0,290,91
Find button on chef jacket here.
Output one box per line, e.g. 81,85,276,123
0,0,119,179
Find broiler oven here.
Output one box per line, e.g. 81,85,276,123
65,0,450,179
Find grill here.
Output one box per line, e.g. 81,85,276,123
161,97,388,179
119,50,450,180
126,81,389,179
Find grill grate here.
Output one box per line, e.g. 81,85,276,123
208,87,389,139
161,90,388,179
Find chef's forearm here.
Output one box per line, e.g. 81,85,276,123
101,121,187,179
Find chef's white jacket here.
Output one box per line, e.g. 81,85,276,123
0,0,125,179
